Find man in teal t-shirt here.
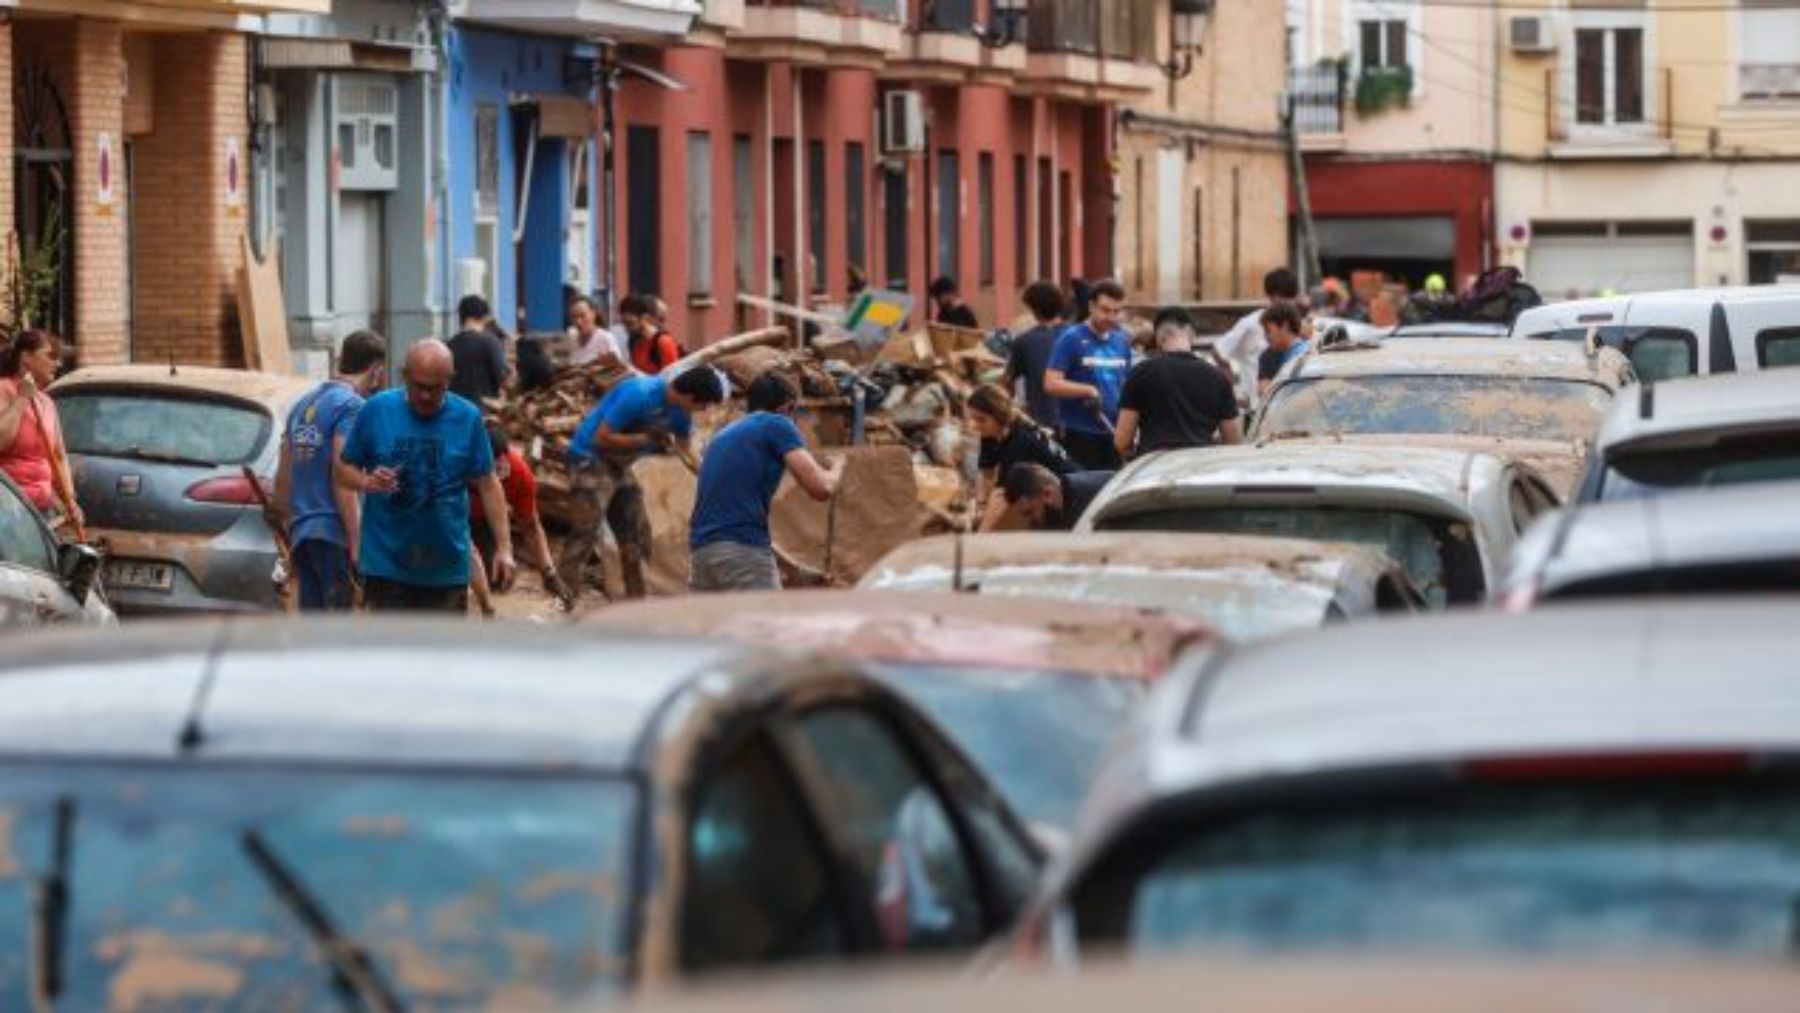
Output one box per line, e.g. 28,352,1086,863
338,340,515,613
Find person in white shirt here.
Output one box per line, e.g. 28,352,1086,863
568,295,626,369
1214,267,1301,410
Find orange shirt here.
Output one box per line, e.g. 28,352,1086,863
0,377,59,511
470,448,538,524
630,330,683,375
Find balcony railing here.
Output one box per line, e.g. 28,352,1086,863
922,0,975,32
1740,63,1800,101
1288,63,1345,135
1025,0,1154,60
781,0,902,19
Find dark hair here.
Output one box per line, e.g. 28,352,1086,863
338,329,388,375
0,330,57,378
967,383,1020,427
1020,281,1065,322
1000,462,1059,504
671,367,726,405
619,293,651,318
1262,301,1306,333
1152,307,1195,332
1263,268,1300,300
1088,279,1126,304
486,422,511,459
457,295,492,325
746,370,799,414
929,275,959,299
569,294,598,317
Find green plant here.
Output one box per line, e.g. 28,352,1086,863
2,203,66,339
1354,64,1413,116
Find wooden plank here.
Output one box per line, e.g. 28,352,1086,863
236,233,292,374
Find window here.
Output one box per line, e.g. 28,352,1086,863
1758,327,1800,368
0,479,55,573
682,734,846,972
1738,1,1800,101
846,142,867,281
1358,18,1407,70
883,166,910,289
474,103,501,302
978,152,995,287
56,392,273,466
1575,26,1645,126
936,150,960,281
1536,326,1697,381
733,135,754,292
1013,154,1028,287
626,125,661,294
808,139,828,295
790,707,985,952
686,132,714,296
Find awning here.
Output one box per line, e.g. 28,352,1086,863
1316,215,1456,260
512,94,595,140
258,38,437,73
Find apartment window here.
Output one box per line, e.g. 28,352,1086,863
473,103,500,303
807,140,828,295
978,153,995,287
1739,0,1800,101
733,135,754,291
884,167,909,290
1358,19,1407,70
626,125,661,295
1575,26,1645,125
936,149,960,281
687,132,714,297
846,142,867,281
1013,154,1028,287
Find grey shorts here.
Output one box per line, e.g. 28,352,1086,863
689,541,781,593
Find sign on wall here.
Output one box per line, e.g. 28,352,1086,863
225,137,245,216
95,132,116,215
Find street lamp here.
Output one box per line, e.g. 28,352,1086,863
1161,0,1213,80
975,0,1027,49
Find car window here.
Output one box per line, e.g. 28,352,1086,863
1537,326,1697,380
55,390,273,465
789,707,985,953
1756,328,1800,369
0,481,55,573
1601,434,1800,501
682,733,847,973
1078,778,1800,958
1259,376,1612,443
1506,476,1557,535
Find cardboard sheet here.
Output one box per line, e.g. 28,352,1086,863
770,445,921,585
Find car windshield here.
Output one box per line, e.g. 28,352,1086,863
867,664,1144,832
1600,433,1800,501
1261,376,1611,443
1099,507,1481,608
1104,778,1800,958
0,764,635,1007
55,390,272,466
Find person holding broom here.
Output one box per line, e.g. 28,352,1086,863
0,329,82,536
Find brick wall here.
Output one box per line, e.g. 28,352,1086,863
130,31,249,367
66,20,129,366
0,23,13,266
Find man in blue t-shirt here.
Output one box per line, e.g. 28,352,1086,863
690,371,842,592
1043,277,1132,470
1256,300,1313,402
337,339,514,613
559,368,726,602
274,330,387,611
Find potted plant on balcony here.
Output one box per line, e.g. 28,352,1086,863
1354,63,1413,116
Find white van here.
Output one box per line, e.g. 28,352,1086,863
1509,285,1800,379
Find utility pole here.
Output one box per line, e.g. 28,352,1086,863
1283,91,1322,291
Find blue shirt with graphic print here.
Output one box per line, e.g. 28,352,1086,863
284,380,363,549
1047,322,1133,435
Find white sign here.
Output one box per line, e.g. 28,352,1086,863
225,137,244,212
96,132,116,211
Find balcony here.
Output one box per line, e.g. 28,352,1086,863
1287,62,1346,150
1018,0,1157,99
734,0,904,64
1740,63,1800,102
450,0,701,39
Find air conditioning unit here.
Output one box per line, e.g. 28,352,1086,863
333,75,400,191
882,90,926,157
1508,16,1555,54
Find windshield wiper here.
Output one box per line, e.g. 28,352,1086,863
28,796,74,1012
119,446,220,468
241,830,402,1012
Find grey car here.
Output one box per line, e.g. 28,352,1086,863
1014,599,1800,962
50,364,314,615
0,618,1041,1007
0,470,112,627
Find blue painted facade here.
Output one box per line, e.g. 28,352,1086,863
442,26,600,336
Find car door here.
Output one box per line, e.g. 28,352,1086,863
0,478,81,626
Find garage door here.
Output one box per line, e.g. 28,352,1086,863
1529,230,1695,296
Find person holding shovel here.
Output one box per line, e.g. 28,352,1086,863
0,329,82,536
1042,278,1132,471
690,371,842,592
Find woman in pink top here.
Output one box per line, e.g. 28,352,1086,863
0,329,81,532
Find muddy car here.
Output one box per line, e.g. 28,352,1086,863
589,591,1213,835
49,365,314,615
860,532,1424,642
0,618,1042,1006
1075,444,1557,608
1013,599,1800,963
0,470,112,627
1253,337,1633,496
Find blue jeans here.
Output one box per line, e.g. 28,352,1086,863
293,539,355,612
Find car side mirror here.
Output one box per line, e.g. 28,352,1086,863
57,542,102,605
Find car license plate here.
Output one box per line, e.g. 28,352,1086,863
104,559,174,592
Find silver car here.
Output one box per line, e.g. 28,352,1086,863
1075,444,1559,608
0,471,112,627
50,364,314,615
1015,598,1800,961
1576,368,1800,502
860,532,1424,642
1499,483,1800,608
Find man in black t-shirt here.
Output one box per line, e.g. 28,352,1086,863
446,294,510,405
1114,307,1242,460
